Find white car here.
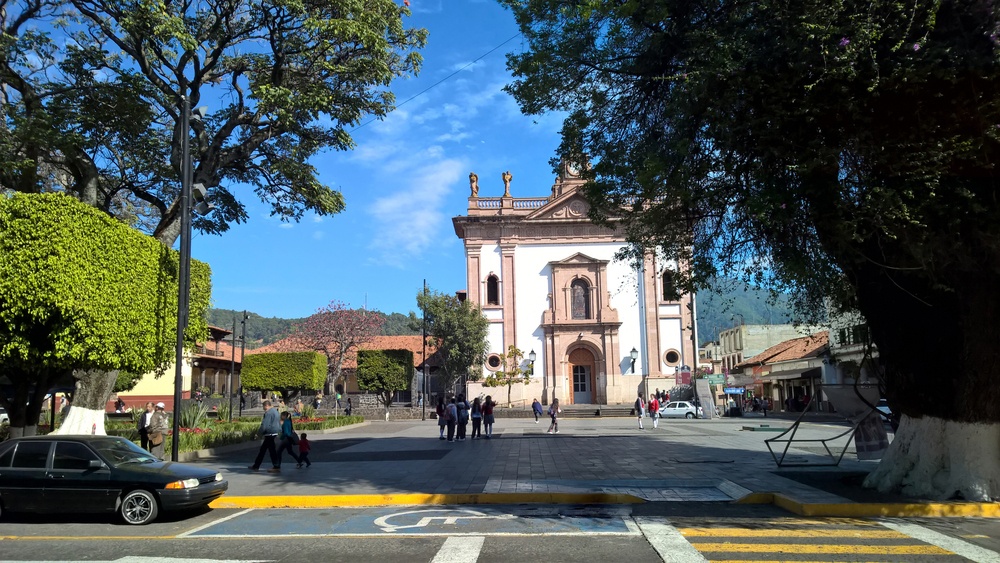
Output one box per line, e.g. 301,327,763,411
0,407,8,425
876,399,892,421
658,401,703,419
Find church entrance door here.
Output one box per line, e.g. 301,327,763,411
568,348,596,404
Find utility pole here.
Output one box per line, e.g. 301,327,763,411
421,279,427,422
238,310,248,416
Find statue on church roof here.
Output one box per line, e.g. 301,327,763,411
469,172,479,197
502,170,512,197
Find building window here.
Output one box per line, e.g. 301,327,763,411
661,270,680,301
838,324,870,346
571,279,591,319
486,354,502,371
486,275,500,306
664,349,680,366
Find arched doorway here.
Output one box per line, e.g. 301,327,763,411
568,348,596,404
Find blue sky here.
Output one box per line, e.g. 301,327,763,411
192,0,566,320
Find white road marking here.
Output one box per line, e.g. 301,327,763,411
633,517,709,563
176,508,254,538
431,536,485,563
881,520,1000,563
374,508,516,533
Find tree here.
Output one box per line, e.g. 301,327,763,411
356,349,413,417
241,351,326,403
417,288,489,393
2,0,427,245
291,301,384,394
483,345,531,407
503,0,1000,500
0,193,209,436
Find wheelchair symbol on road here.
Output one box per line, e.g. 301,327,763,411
374,508,517,533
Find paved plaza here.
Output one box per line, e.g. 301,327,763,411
187,413,998,517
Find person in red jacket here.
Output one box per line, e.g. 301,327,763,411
649,394,660,429
296,433,312,468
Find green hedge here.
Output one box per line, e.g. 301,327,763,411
241,351,326,392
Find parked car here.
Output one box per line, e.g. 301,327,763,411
875,399,892,420
659,401,704,419
0,407,8,425
0,435,227,525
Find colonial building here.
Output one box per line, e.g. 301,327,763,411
454,166,697,406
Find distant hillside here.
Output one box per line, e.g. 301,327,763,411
695,280,795,345
206,308,419,349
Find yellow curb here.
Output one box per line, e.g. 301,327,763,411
210,492,645,509
736,492,1000,518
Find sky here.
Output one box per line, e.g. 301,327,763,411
192,0,566,321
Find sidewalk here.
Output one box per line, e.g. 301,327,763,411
199,416,999,518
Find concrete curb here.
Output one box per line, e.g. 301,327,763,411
210,492,645,509
737,492,1000,518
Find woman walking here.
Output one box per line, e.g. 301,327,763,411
546,398,560,434
470,397,483,439
276,411,301,468
482,395,496,439
436,397,447,440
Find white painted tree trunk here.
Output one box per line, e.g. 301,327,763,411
53,406,107,435
864,414,1000,501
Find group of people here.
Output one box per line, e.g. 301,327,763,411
634,392,663,430
436,394,496,441
247,399,312,473
136,401,170,460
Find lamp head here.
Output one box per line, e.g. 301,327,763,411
528,349,536,363
630,347,639,361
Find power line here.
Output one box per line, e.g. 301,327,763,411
352,32,522,132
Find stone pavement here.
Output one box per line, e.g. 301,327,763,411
194,415,1000,518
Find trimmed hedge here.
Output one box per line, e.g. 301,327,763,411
241,351,327,392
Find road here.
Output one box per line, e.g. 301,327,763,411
2,504,998,562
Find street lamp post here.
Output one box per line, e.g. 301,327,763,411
528,349,536,376
421,279,427,422
238,310,248,417
228,316,237,422
170,97,209,462
630,346,640,393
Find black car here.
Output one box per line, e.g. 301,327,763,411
0,435,228,525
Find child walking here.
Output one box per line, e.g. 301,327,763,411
296,433,312,468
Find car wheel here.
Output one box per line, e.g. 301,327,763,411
120,489,158,525
685,412,694,419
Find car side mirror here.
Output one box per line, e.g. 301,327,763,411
88,459,105,469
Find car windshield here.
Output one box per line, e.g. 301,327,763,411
92,437,159,465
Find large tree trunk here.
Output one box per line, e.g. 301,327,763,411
864,415,1000,500
54,369,118,435
842,223,1000,500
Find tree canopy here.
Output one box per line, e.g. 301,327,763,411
291,300,384,393
0,192,210,427
1,0,427,245
483,345,530,407
417,288,489,391
503,0,1000,421
356,348,413,409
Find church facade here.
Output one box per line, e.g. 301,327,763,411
453,166,697,406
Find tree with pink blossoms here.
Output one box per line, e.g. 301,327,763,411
291,301,384,397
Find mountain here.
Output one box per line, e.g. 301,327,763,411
205,309,420,349
695,280,795,345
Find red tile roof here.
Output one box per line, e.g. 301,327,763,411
247,334,438,369
737,331,829,368
194,340,244,363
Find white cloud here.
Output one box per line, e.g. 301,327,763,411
313,231,325,240
279,222,294,229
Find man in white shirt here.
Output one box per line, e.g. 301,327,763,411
136,402,154,450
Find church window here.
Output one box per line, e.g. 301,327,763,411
571,279,591,319
662,270,680,301
486,275,500,306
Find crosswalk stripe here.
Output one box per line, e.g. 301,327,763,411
431,536,485,563
691,542,953,555
680,527,908,538
880,520,1000,563
633,517,709,562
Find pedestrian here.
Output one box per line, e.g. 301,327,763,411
276,411,301,469
248,399,281,473
313,393,322,410
482,395,496,439
114,397,126,413
345,397,353,416
546,398,560,434
436,397,447,440
635,393,645,429
336,392,342,409
532,398,543,423
147,402,169,460
649,393,660,429
294,398,303,416
417,393,423,408
136,402,154,451
470,397,483,439
446,398,458,442
456,395,469,441
655,388,661,404
297,433,312,468
240,392,246,410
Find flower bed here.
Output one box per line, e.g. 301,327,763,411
104,414,363,452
